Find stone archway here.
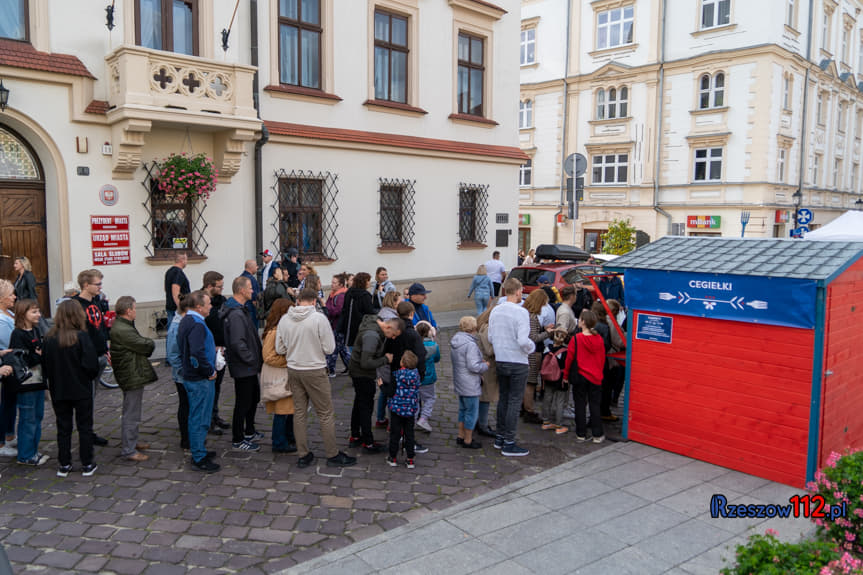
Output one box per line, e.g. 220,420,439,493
0,124,50,314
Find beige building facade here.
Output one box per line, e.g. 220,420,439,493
519,0,863,253
0,0,522,334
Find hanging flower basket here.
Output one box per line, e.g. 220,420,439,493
157,153,218,202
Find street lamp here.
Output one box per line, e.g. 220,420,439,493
0,79,9,112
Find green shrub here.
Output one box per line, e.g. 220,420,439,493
720,531,839,575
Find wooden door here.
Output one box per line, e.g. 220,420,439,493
0,185,50,315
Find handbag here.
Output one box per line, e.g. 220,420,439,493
260,363,291,402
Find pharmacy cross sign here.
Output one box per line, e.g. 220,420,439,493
624,269,817,329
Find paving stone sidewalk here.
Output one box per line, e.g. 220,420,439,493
286,441,816,575
0,325,621,574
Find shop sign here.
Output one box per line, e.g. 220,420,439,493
635,314,673,344
91,215,130,266
519,214,531,225
624,269,817,329
775,210,791,224
687,215,721,229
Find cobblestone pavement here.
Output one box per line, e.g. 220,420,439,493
0,329,621,574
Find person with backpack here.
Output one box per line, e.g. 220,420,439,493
540,329,571,435
339,273,375,353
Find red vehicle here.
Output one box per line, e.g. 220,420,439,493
508,244,604,295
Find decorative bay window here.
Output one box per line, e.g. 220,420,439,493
142,161,208,257
378,178,416,248
272,169,339,261
458,183,489,246
596,86,629,119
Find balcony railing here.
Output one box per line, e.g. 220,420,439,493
105,45,257,119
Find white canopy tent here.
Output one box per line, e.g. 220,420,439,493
804,210,863,241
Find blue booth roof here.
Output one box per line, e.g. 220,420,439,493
607,237,863,284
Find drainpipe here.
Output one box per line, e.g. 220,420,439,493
556,0,572,245
652,0,672,235
251,0,268,258
794,0,816,232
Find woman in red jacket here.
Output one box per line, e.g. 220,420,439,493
564,310,606,443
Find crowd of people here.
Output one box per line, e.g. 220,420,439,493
0,247,627,476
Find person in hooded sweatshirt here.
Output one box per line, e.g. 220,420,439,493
451,316,489,450
221,276,263,452
276,289,356,469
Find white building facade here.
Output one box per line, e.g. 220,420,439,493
0,0,522,333
519,0,863,252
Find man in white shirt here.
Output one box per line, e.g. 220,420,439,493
488,278,534,457
484,251,507,297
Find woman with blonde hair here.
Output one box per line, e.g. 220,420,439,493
467,264,494,315
522,289,553,423
261,298,296,453
0,279,18,456
13,257,38,301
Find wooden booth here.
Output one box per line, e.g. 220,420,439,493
608,237,863,487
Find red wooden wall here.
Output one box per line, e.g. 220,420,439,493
627,312,814,487
819,258,863,466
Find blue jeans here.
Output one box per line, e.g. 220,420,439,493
474,296,490,315
326,332,351,374
478,400,491,429
458,396,480,430
272,414,295,450
16,390,45,461
376,389,388,422
495,362,528,444
183,379,215,463
166,310,175,327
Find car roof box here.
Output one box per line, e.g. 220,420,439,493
535,244,591,262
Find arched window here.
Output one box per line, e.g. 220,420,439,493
698,72,725,109
596,85,629,120
596,88,606,120
0,127,41,180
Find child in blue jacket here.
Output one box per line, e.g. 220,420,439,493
384,350,421,469
415,321,439,432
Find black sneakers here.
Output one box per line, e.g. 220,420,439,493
192,457,220,473
326,451,357,467
297,452,315,468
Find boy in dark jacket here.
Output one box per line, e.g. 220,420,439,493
220,276,264,452
384,350,420,468
348,315,402,452
178,291,219,473
110,296,158,463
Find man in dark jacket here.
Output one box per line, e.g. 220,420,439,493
109,296,158,463
221,276,263,452
177,290,219,473
348,315,402,452
241,260,261,330
202,271,230,432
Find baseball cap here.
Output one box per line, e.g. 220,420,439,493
260,249,274,258
537,274,553,285
407,282,431,296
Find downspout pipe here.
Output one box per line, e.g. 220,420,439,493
558,0,572,245
794,0,816,233
251,0,268,259
652,0,672,235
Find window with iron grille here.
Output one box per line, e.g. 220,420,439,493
272,170,339,261
141,161,209,256
458,183,489,245
378,178,416,248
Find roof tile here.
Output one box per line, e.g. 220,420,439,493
0,38,95,79
608,236,863,282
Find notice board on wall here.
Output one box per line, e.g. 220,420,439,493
91,215,131,266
